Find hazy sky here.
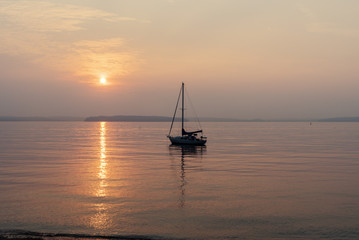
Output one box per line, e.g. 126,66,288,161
1,0,359,119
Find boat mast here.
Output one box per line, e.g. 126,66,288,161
181,82,184,136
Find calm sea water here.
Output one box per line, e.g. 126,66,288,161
0,122,359,239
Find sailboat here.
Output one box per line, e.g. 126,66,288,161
167,83,207,146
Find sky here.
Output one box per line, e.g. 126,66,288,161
1,0,359,120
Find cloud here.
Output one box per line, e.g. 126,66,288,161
297,3,359,36
306,22,358,36
0,1,143,84
0,1,140,32
297,5,316,19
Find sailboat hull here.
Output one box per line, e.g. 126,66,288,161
168,136,207,146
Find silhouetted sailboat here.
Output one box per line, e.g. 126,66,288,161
167,83,207,146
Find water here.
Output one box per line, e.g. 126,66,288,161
0,122,359,239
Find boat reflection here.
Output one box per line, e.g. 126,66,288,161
169,145,206,208
90,122,111,230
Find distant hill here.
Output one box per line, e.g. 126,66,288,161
2,115,359,122
84,115,173,122
84,115,246,122
84,115,359,122
0,116,83,121
198,117,254,122
317,117,359,122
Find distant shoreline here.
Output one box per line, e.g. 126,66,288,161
1,115,359,122
0,116,83,121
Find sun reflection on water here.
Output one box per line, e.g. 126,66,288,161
98,122,107,182
90,121,111,229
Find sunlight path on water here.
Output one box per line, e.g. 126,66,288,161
0,122,358,239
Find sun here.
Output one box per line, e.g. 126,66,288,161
99,77,107,85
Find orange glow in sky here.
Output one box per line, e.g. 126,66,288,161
1,1,359,119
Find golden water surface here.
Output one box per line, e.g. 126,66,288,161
0,122,359,239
